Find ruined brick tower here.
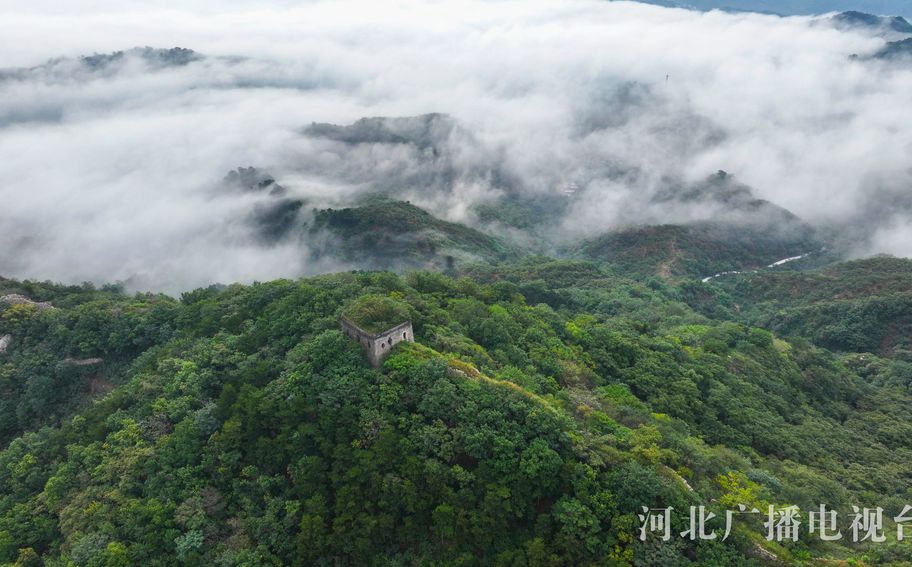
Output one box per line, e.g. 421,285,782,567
340,316,414,367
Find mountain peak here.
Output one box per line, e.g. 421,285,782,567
833,10,912,33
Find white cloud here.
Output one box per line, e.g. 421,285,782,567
1,0,911,292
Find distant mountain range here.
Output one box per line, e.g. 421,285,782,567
831,9,912,32
0,47,202,83
637,0,912,17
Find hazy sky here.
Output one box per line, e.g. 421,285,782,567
1,0,911,292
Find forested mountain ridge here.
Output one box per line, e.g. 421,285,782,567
1,250,911,565
571,223,820,279
307,199,514,271
703,256,912,358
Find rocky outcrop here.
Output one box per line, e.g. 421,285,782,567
0,334,10,354
749,543,779,564
446,367,468,379
1,294,55,311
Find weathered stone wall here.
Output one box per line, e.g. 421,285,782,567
1,294,54,311
340,316,414,367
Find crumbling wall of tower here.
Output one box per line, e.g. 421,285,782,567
340,316,414,367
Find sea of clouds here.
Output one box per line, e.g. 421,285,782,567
1,0,911,292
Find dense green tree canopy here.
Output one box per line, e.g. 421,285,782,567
0,260,911,565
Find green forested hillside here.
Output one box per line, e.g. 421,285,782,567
573,223,819,280
308,199,513,271
1,258,911,565
705,256,912,358
569,171,822,279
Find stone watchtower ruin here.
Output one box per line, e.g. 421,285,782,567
340,316,414,367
